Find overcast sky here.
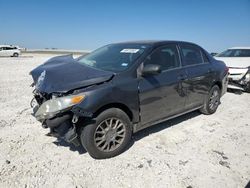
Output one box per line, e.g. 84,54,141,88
0,0,249,52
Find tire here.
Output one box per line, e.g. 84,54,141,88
13,53,19,57
200,85,221,115
80,108,132,159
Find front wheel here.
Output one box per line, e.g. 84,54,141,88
13,53,19,57
200,85,221,115
80,108,132,159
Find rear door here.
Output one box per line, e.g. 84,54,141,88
179,44,214,109
138,44,187,126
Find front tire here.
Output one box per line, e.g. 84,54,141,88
13,53,19,57
200,85,221,115
80,108,132,159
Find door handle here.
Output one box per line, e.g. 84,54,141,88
177,74,188,80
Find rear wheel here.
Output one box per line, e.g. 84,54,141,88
80,108,132,159
200,85,221,115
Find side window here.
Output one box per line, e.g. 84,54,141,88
201,51,210,63
6,47,13,50
144,44,180,71
180,44,203,66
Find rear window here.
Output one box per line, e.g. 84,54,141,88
180,44,204,66
201,51,210,63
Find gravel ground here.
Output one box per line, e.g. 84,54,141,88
0,55,249,188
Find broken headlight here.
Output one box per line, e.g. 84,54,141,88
35,94,85,121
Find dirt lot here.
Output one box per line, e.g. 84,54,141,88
0,54,249,188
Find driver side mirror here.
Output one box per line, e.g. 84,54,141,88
141,64,161,76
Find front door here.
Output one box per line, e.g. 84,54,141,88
138,44,187,127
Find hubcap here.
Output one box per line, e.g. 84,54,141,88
209,89,220,110
94,118,126,152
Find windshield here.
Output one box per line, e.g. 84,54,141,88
77,43,150,72
217,49,250,57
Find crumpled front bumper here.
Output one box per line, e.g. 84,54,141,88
228,67,250,90
31,100,80,146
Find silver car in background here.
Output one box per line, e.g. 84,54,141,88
0,45,21,57
215,47,250,92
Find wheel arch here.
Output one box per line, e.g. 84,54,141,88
93,103,133,122
213,80,222,90
13,52,19,57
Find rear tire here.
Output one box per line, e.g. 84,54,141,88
80,108,132,159
200,85,221,115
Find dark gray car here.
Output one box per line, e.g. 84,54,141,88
30,41,228,159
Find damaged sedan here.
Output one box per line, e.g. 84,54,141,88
30,41,228,159
215,47,250,92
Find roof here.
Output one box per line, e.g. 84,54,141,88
228,47,250,50
0,45,19,48
113,40,198,46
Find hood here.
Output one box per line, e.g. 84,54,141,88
214,57,250,68
30,55,114,94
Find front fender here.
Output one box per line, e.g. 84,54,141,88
72,79,140,123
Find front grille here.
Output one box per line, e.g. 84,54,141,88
33,90,51,105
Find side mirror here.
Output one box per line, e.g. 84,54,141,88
210,53,218,56
141,64,161,76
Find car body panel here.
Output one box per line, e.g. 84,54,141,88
183,63,214,108
138,68,187,126
214,57,249,82
215,57,250,68
72,75,140,123
30,55,114,94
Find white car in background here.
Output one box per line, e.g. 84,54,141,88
215,47,250,92
0,45,21,57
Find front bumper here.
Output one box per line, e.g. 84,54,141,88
228,67,250,90
32,99,80,146
221,74,228,96
46,114,80,146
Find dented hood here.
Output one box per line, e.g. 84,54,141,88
215,57,250,68
30,55,114,93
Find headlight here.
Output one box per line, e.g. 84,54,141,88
35,94,85,121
